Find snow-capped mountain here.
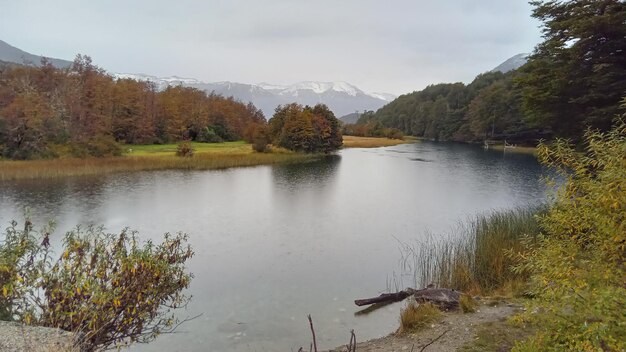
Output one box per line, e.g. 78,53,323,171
492,53,529,73
112,74,396,117
113,73,203,91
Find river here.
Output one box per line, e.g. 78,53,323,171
0,141,549,351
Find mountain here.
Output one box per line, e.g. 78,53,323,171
492,53,529,73
0,39,395,117
113,74,396,118
0,40,72,68
339,112,362,124
114,73,203,91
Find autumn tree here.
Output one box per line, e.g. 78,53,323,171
0,55,267,159
268,104,342,153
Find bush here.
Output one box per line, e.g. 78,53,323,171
0,220,194,351
176,141,194,157
511,119,626,351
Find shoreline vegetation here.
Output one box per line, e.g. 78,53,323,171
341,120,626,351
342,135,415,148
0,137,413,181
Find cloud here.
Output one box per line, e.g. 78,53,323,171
0,0,541,95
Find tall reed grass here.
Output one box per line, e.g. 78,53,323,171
399,207,543,295
0,151,320,181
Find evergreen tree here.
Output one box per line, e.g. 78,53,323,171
518,0,626,140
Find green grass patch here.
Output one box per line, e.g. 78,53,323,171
124,141,249,156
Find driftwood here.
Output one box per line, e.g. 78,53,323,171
355,287,462,310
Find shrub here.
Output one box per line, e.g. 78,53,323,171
176,141,194,157
0,220,194,351
511,119,626,351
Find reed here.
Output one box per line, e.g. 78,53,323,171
400,207,543,295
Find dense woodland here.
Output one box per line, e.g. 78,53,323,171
0,56,265,159
356,0,626,145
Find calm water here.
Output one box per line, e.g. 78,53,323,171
0,142,548,351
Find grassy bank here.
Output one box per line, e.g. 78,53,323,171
0,143,320,181
342,135,414,148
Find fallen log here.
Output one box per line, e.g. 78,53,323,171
354,287,462,310
354,291,411,306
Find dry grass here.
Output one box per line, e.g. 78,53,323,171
0,146,320,181
459,294,478,313
489,145,537,155
398,302,442,333
342,135,414,148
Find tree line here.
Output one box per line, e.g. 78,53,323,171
0,55,345,160
0,55,265,159
357,0,626,145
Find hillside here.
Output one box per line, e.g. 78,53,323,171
339,112,362,124
0,40,72,68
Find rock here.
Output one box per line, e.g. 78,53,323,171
0,321,77,352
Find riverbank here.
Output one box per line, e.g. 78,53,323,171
0,145,320,181
342,136,415,148
0,137,414,181
487,144,537,155
328,300,525,352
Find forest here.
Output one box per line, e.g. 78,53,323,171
355,0,626,145
0,55,266,160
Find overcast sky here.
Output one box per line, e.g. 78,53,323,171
0,0,542,95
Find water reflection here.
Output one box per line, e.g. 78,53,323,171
0,142,550,352
271,155,341,192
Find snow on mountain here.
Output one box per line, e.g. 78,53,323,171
112,73,202,90
280,81,362,97
257,82,288,91
111,73,395,117
369,92,396,102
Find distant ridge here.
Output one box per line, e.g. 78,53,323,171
339,112,362,124
113,73,396,117
0,40,72,68
0,39,396,117
492,53,529,73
